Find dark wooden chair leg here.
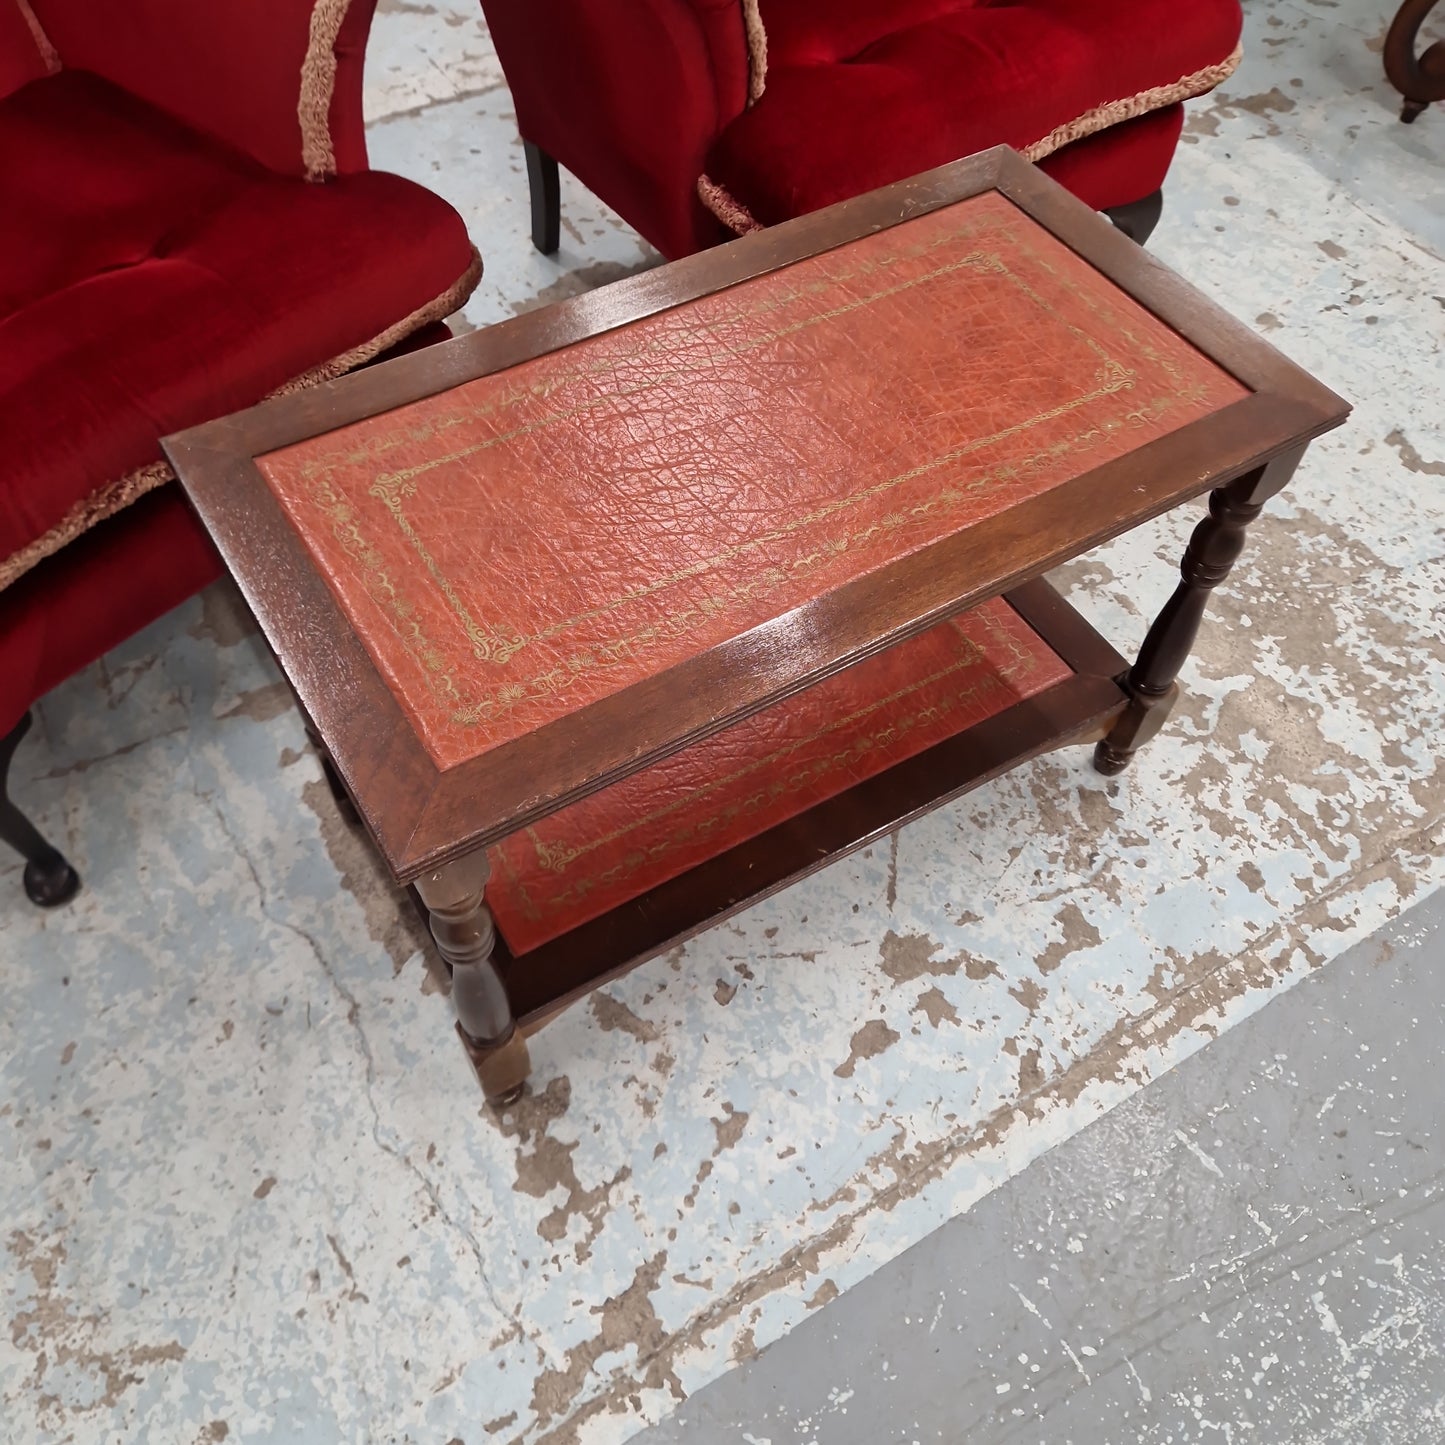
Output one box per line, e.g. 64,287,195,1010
1384,0,1445,122
1095,446,1306,776
1,711,81,907
523,139,561,256
415,851,531,1105
1103,190,1164,246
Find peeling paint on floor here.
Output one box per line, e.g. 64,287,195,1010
637,896,1445,1443
3,0,1443,1442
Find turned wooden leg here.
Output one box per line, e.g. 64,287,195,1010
1095,447,1305,776
1103,189,1164,246
0,711,81,908
415,852,530,1105
523,139,561,256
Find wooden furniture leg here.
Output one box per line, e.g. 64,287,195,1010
415,852,531,1104
1384,0,1445,123
0,711,81,908
524,139,561,255
1095,447,1305,776
1103,189,1164,246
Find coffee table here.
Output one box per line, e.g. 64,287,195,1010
164,148,1348,1105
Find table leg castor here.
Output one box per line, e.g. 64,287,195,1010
457,1023,531,1107
1094,683,1181,775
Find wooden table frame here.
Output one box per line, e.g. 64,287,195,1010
165,148,1348,1103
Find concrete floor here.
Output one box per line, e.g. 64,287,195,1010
640,888,1445,1444
3,0,1443,1442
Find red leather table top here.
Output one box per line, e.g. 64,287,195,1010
257,191,1246,772
486,596,1067,953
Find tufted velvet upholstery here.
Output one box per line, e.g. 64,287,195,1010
704,0,1242,229
25,0,378,178
0,490,223,744
0,71,476,599
1033,105,1184,213
0,0,479,746
479,0,1241,259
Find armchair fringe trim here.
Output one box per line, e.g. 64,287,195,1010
0,250,482,595
700,40,1243,234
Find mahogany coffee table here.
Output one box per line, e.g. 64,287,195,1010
165,148,1348,1105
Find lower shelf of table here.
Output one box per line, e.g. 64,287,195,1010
480,577,1129,1029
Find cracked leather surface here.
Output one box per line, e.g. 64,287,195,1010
485,598,1070,954
257,191,1245,770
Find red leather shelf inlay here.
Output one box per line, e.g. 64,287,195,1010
256,191,1245,770
485,597,1070,954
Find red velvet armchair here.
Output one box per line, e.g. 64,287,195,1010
0,0,480,904
480,0,1244,260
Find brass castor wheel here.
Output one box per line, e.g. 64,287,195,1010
457,1023,531,1106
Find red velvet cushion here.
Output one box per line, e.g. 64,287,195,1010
0,70,476,580
0,487,222,740
28,0,376,176
706,0,1241,224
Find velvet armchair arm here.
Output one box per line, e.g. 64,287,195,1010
24,0,379,176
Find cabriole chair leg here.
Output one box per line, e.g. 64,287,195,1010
1,711,81,908
524,139,561,255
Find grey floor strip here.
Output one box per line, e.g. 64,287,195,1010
638,889,1445,1444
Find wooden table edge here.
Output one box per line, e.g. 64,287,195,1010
162,148,1352,884
167,147,1348,465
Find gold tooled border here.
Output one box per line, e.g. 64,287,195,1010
699,40,1245,233
0,251,482,596
286,207,1227,747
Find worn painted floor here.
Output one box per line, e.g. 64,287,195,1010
638,888,1445,1444
3,1,1443,1442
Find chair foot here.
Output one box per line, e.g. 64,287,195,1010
524,139,561,255
1,711,82,908
1103,189,1164,246
23,855,82,908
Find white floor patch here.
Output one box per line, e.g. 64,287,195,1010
3,2,1443,1442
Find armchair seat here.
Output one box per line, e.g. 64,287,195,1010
481,0,1243,260
0,69,478,592
0,0,481,903
700,0,1243,231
